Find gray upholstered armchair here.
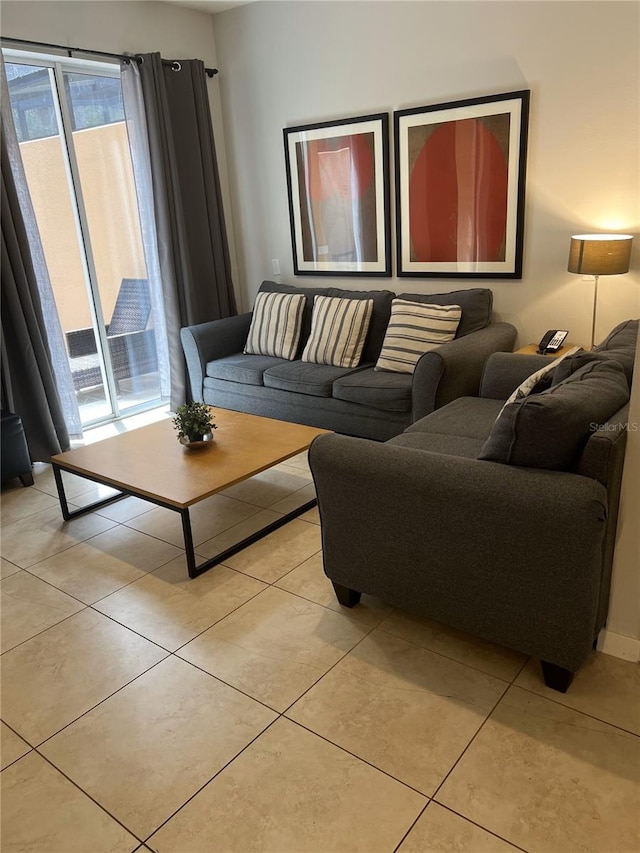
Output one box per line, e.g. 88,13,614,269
309,320,637,692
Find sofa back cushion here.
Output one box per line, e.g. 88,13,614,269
258,281,331,354
478,358,630,470
258,282,395,362
397,288,493,338
327,287,394,362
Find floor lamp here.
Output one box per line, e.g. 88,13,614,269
568,233,633,349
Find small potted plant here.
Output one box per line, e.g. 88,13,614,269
172,402,217,448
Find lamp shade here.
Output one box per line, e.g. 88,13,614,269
568,233,633,276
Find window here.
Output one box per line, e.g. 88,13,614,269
4,51,167,428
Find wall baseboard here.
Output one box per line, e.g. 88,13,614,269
596,629,640,662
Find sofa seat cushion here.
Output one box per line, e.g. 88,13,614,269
407,397,504,440
388,431,485,459
332,368,412,412
479,358,630,470
263,361,371,397
206,354,289,386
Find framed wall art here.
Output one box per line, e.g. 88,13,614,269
284,113,391,276
395,90,530,278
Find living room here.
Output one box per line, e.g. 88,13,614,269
1,1,639,851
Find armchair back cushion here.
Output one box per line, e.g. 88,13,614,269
479,358,630,470
552,319,638,385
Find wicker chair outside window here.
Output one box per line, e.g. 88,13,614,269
66,278,158,392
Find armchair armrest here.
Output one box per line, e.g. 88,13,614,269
310,433,608,670
180,313,252,402
480,352,554,400
411,321,516,420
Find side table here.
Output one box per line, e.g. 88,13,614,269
514,343,581,357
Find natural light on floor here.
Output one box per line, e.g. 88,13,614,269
74,403,171,447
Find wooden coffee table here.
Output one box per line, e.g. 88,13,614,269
50,409,330,578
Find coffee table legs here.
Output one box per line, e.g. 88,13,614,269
181,498,317,578
52,463,127,521
52,463,317,579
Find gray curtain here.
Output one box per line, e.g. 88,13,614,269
1,58,73,460
1,130,71,459
122,53,236,408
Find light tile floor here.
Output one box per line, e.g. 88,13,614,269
1,452,639,853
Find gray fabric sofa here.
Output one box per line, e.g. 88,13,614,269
180,281,517,441
309,319,638,691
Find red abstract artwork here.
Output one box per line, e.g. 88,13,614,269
408,116,509,263
395,91,529,278
284,113,391,276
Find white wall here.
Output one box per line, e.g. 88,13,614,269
1,0,239,286
212,0,639,338
602,329,640,661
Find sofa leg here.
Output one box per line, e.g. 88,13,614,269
541,661,574,693
332,582,361,608
19,470,34,487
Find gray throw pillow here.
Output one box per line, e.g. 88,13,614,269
478,358,630,470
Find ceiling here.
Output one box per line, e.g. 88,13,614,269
161,0,255,14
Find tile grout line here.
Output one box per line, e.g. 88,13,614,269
139,716,284,847
19,654,171,752
30,747,146,847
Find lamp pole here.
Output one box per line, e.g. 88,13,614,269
590,274,599,350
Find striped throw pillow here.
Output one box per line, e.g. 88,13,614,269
244,291,306,360
375,299,462,373
301,295,373,368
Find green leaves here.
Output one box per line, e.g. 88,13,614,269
172,402,217,441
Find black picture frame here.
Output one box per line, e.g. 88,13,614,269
395,90,530,278
284,113,391,276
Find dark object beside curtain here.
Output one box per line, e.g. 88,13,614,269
1,130,70,461
1,411,34,485
132,53,237,407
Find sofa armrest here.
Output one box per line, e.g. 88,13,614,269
310,433,607,669
411,321,517,420
180,313,252,402
311,433,607,575
480,351,552,400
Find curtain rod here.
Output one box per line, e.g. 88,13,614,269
1,36,218,77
